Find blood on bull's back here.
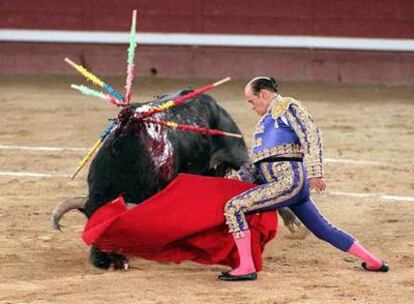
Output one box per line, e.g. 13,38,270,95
84,91,249,217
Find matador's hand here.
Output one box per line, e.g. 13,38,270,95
308,177,326,192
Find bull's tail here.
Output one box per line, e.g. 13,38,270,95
51,196,87,231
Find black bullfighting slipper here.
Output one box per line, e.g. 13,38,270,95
218,271,257,281
361,261,389,272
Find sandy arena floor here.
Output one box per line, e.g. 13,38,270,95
0,75,413,303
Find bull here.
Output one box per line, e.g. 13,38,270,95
52,90,301,269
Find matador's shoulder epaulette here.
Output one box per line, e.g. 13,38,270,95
271,96,305,120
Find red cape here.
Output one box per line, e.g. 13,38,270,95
82,174,277,271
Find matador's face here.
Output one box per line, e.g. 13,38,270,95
244,87,273,116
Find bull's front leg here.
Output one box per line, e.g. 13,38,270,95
90,245,129,270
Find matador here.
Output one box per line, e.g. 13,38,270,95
218,76,389,281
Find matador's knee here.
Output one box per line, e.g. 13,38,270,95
224,198,249,238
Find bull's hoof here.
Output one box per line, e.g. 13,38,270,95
361,261,389,272
90,246,112,269
285,224,309,240
90,246,128,270
110,254,129,271
286,222,298,233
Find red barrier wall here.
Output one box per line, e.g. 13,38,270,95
2,0,413,38
1,1,413,84
2,43,413,85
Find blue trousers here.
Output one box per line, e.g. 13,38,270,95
224,161,355,251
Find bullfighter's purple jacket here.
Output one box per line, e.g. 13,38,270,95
236,95,324,182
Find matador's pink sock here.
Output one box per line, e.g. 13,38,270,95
231,230,257,275
347,241,383,269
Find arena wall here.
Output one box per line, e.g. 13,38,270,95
1,0,413,84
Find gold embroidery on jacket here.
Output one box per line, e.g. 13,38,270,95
250,143,304,163
252,137,262,149
254,96,301,143
271,96,304,120
254,122,265,134
285,104,323,178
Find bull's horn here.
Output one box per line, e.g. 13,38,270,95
51,196,87,231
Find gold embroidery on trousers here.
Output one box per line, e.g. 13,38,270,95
259,162,273,183
224,162,304,238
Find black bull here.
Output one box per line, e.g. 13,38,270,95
52,90,301,269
